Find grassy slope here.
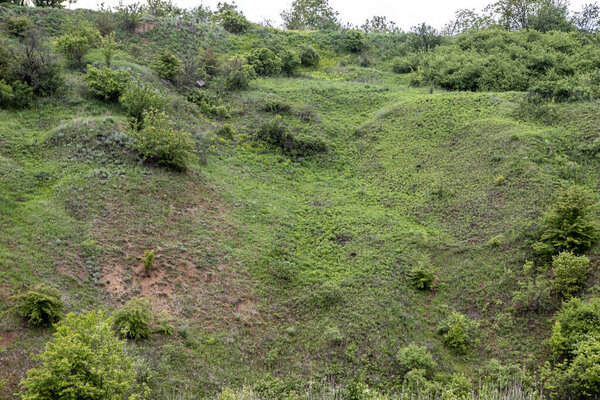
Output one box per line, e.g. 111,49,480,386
1,11,600,399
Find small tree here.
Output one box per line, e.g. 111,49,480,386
84,66,130,101
214,3,251,34
56,22,100,69
142,249,155,277
112,298,153,340
14,284,63,327
119,81,166,124
246,48,282,76
281,0,340,31
152,50,181,82
20,311,143,400
225,57,257,90
438,311,479,354
100,32,118,67
552,252,591,298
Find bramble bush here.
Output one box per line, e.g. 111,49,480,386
112,298,153,340
20,311,144,400
14,284,63,327
83,66,130,101
128,109,195,171
551,251,591,298
437,311,479,354
246,48,282,76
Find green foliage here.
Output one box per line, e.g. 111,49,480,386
20,311,143,400
5,15,32,37
215,3,251,34
142,249,155,276
261,96,292,114
112,298,153,340
246,48,282,76
116,1,145,32
281,0,340,31
186,89,230,118
256,116,327,158
225,57,257,90
119,81,166,124
410,23,442,51
14,284,63,327
128,109,195,170
83,66,130,101
396,343,436,376
56,19,100,68
552,251,591,297
152,50,181,82
200,48,220,77
342,30,365,53
299,45,320,67
534,185,599,256
408,264,435,291
550,297,600,360
100,32,119,68
32,0,65,7
512,275,553,313
437,311,479,353
279,49,301,76
343,379,384,400
0,79,14,107
391,55,419,74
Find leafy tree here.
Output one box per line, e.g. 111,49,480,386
19,311,145,400
281,0,340,31
55,20,100,69
32,0,65,7
361,16,399,33
573,3,600,32
100,32,118,68
486,0,541,30
152,50,181,81
214,2,251,34
550,297,600,359
534,185,599,256
14,284,63,327
410,23,442,51
552,252,591,297
443,8,496,35
528,0,573,32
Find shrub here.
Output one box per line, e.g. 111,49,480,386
396,343,436,376
55,21,100,69
552,252,591,298
83,66,130,101
437,311,479,353
409,264,435,291
142,249,155,276
216,124,234,139
511,275,553,314
99,32,118,68
534,185,598,256
112,298,153,340
392,56,418,74
261,96,292,114
201,48,220,77
343,30,365,53
279,49,301,76
299,45,320,67
119,81,166,124
128,110,195,171
216,5,251,34
246,48,282,76
256,116,327,158
14,284,63,327
225,57,257,90
152,50,181,82
20,311,141,400
5,15,33,37
186,89,229,118
549,297,600,360
0,79,14,108
116,2,144,32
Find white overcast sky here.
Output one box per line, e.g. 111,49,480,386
74,0,592,30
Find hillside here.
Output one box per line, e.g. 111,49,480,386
1,2,600,399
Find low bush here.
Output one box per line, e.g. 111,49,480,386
396,343,436,377
83,66,130,101
256,117,327,158
225,57,257,90
20,311,141,400
552,252,591,298
152,50,181,82
343,30,366,53
112,298,153,340
246,48,282,76
186,89,230,118
437,311,479,353
392,56,419,74
408,264,435,291
261,96,292,114
549,297,600,360
128,109,195,171
299,45,320,68
14,284,64,327
55,21,100,69
279,49,301,76
142,249,155,276
534,185,598,256
119,81,167,124
5,15,32,37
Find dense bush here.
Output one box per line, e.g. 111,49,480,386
20,311,141,400
392,55,419,74
215,3,251,34
55,21,100,69
261,96,292,114
279,49,301,76
128,110,195,170
396,343,436,377
437,311,479,353
408,264,435,291
112,298,153,340
5,15,32,37
14,284,63,327
187,89,230,118
549,297,600,360
225,57,257,90
99,32,118,67
552,252,591,297
83,66,130,101
246,48,282,76
299,45,320,67
534,185,598,256
201,48,220,77
256,116,327,158
343,30,366,53
153,50,181,82
119,81,167,124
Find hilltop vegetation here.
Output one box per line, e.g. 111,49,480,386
0,0,599,399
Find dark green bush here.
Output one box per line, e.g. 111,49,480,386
119,81,167,124
279,49,301,76
215,4,251,34
549,297,600,360
261,96,292,114
128,110,195,171
256,116,327,158
392,55,418,74
534,185,599,256
343,30,365,53
20,311,141,400
201,48,220,77
112,298,153,340
437,311,479,354
552,252,591,298
246,48,282,76
299,45,320,67
186,89,230,118
225,57,257,90
409,264,435,291
83,66,130,101
55,21,100,69
153,50,181,82
14,284,64,327
5,15,32,37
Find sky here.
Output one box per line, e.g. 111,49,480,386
74,0,592,30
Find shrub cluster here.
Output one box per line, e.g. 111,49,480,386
299,45,320,67
246,48,282,76
153,50,181,82
14,284,64,327
343,30,366,53
112,298,153,340
225,57,257,90
437,311,479,354
256,117,327,158
119,81,167,124
83,66,130,101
